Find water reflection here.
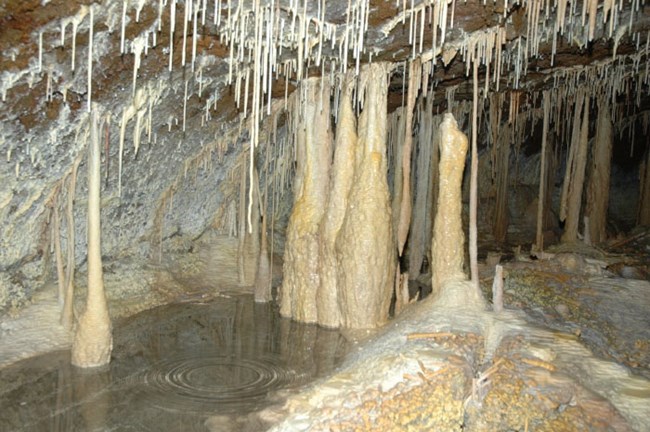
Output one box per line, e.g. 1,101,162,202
0,295,350,431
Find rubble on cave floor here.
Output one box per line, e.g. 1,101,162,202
477,232,650,380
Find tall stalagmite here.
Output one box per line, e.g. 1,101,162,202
71,107,113,368
585,100,613,244
431,114,469,297
280,78,332,324
337,64,396,329
317,74,357,328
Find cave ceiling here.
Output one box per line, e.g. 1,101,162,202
0,0,648,273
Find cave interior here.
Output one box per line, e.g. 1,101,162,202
1,0,650,430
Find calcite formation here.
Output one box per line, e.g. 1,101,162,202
71,108,112,368
430,114,470,298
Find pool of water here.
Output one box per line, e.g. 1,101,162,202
0,294,351,431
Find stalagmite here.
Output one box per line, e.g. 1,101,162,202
337,64,396,329
492,264,504,313
585,99,613,244
71,107,113,368
281,77,332,324
430,114,469,296
317,74,357,328
561,93,590,243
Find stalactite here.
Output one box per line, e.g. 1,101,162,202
121,0,128,54
61,157,81,330
535,91,550,251
87,6,93,113
317,73,356,328
408,94,439,279
71,107,113,368
52,203,65,308
469,60,479,289
585,98,613,244
389,107,405,233
396,59,420,256
337,63,396,329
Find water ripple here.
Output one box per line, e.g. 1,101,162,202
140,354,297,413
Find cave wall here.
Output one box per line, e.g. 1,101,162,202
0,0,648,315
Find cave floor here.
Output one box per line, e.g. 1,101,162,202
1,233,650,431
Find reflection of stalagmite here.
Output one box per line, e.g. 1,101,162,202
280,78,332,324
585,99,613,244
254,163,270,302
238,162,261,287
337,64,396,329
431,114,470,297
71,107,113,368
317,75,357,328
254,212,271,302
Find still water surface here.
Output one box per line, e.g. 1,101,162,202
0,294,350,431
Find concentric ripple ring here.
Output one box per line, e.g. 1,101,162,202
141,355,297,413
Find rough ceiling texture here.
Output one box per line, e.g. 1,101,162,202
0,0,648,309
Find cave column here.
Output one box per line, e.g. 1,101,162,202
280,77,332,324
560,92,590,243
317,73,357,328
408,97,439,279
336,63,396,329
638,144,650,226
492,128,511,244
585,98,613,243
71,107,113,368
